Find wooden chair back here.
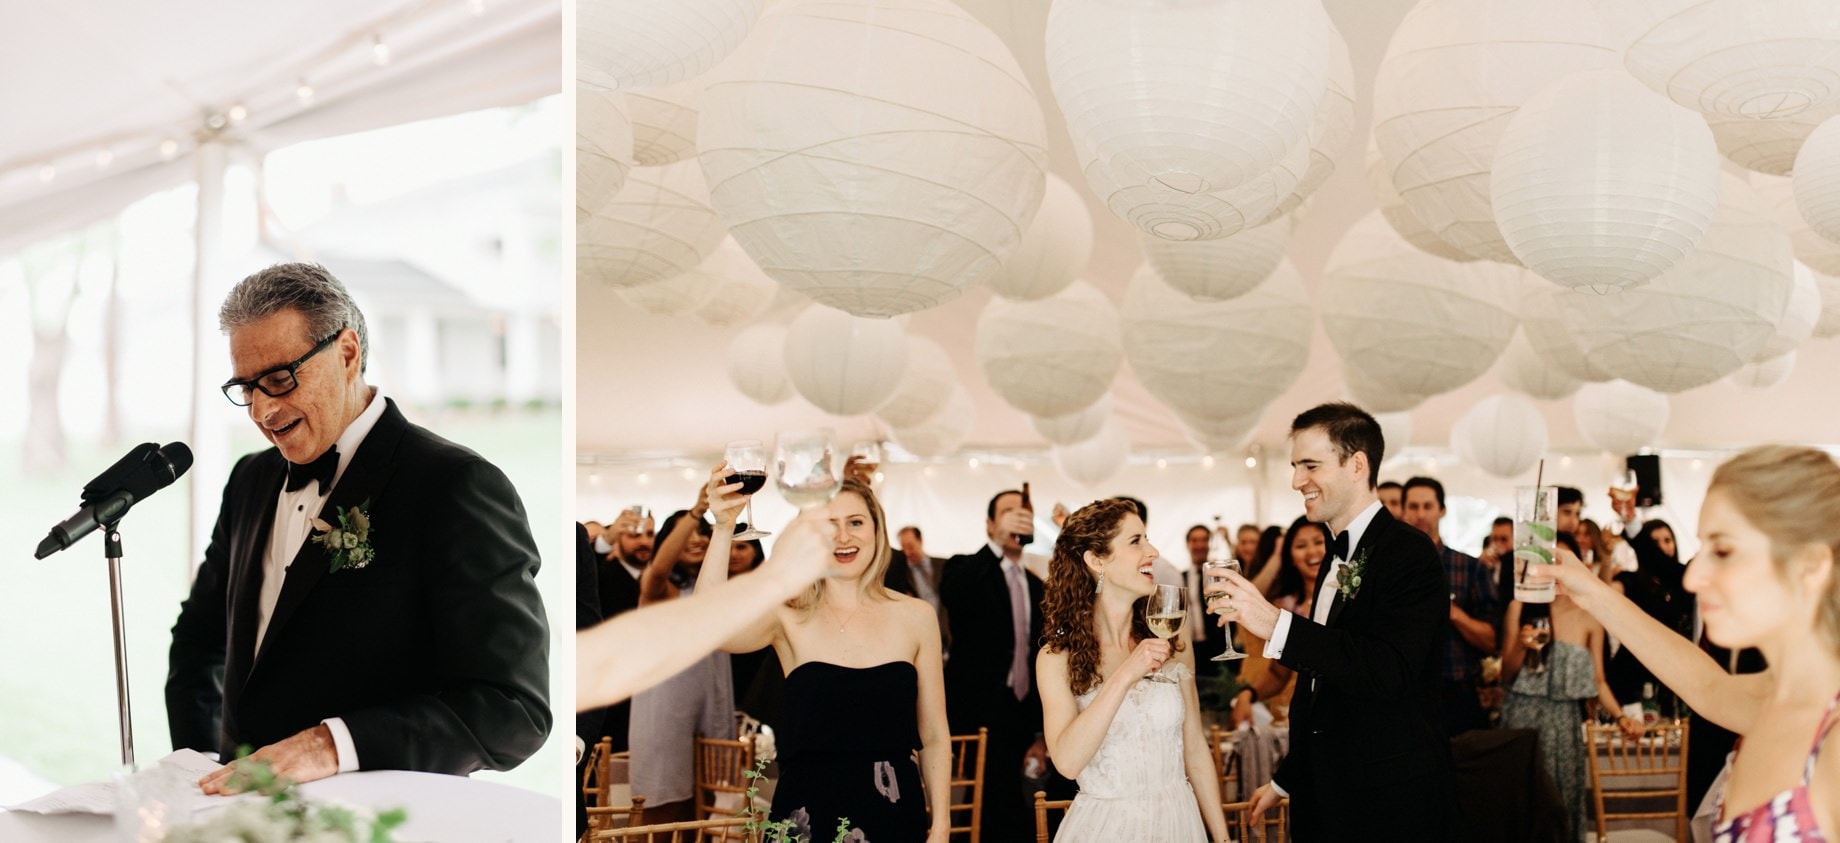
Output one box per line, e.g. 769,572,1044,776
1224,798,1289,843
587,816,753,843
1584,720,1689,843
947,728,988,843
693,736,756,821
1032,791,1072,843
1206,724,1241,801
584,797,646,840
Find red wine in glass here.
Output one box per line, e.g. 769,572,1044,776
724,470,768,496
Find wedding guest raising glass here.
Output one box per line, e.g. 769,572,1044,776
624,504,646,535
847,440,882,483
1523,616,1552,675
775,429,843,510
1144,584,1188,683
725,439,771,540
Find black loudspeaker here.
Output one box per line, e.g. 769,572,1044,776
1627,454,1663,507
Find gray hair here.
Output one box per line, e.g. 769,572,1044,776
219,263,370,373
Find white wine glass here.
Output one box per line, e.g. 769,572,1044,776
1144,584,1187,683
1203,559,1249,662
1524,615,1552,675
774,429,842,510
724,440,770,541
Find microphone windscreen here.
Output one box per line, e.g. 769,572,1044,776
158,442,194,481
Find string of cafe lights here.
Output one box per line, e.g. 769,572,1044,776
0,0,493,191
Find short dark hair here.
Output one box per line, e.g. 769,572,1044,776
1237,523,1261,537
1556,486,1583,508
1377,480,1403,493
1492,516,1514,529
1402,476,1446,510
899,525,922,541
987,490,1023,522
1186,524,1211,542
1114,495,1148,525
1290,402,1384,489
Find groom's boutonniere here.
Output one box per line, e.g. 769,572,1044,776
311,499,374,573
1337,547,1371,600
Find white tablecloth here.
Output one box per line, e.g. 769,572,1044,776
0,770,559,843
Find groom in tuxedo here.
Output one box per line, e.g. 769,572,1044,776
166,263,550,791
1208,402,1455,839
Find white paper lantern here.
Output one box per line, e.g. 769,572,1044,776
1122,259,1313,422
1492,68,1722,292
1498,329,1583,401
1081,132,1308,242
892,387,975,458
1729,352,1797,389
1708,110,1827,176
1794,116,1840,244
1599,0,1840,123
976,281,1122,418
580,0,763,90
1519,283,1614,383
618,265,718,316
1031,393,1111,446
577,83,632,220
1374,411,1414,454
874,335,957,429
1753,261,1821,362
1053,419,1130,488
989,173,1092,301
580,159,728,289
1554,173,1793,393
626,77,705,165
1344,380,1429,415
1180,410,1261,454
1045,0,1331,197
692,238,780,328
1321,211,1523,397
1365,136,1476,262
1572,380,1669,454
698,0,1048,318
727,324,796,405
1751,173,1840,276
1810,264,1840,338
1373,0,1617,264
1454,394,1548,478
782,304,909,415
1140,216,1290,303
1272,20,1357,220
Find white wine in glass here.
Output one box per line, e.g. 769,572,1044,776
1144,584,1187,683
1204,559,1249,661
774,429,842,510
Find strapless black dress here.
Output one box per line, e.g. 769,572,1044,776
769,661,926,843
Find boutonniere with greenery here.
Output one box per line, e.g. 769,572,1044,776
1336,547,1371,600
311,499,374,573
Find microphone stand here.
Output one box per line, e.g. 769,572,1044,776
103,523,135,769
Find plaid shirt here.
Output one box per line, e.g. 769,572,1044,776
1440,543,1498,685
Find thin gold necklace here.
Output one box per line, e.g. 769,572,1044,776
825,598,863,633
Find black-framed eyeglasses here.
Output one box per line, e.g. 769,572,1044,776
220,327,345,407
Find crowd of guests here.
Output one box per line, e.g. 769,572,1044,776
575,402,1839,842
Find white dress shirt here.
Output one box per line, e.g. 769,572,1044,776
1264,499,1384,659
257,387,385,772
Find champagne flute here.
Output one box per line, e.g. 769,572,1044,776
1144,584,1187,683
1524,616,1552,675
847,440,882,483
724,440,771,540
774,429,842,510
1203,559,1249,662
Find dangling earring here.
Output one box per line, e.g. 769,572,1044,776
1094,569,1104,595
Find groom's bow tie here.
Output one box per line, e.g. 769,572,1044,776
1329,530,1350,562
285,447,339,493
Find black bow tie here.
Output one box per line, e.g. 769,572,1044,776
285,447,339,493
1329,530,1350,562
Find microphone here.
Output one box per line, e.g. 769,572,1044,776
36,442,194,559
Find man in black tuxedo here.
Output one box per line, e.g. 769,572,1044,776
166,263,550,792
1209,402,1455,840
940,489,1044,843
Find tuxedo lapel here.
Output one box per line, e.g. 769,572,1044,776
227,458,287,690
1328,509,1393,629
254,402,407,675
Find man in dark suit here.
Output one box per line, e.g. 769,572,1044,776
166,263,550,792
1208,402,1455,840
940,489,1044,843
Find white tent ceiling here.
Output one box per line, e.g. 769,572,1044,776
0,0,561,256
578,0,1840,464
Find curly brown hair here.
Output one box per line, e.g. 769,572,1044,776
1043,498,1179,696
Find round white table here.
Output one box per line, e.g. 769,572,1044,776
0,770,560,843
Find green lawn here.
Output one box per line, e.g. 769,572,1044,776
0,406,567,798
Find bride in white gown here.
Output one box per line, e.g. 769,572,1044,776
1037,499,1229,843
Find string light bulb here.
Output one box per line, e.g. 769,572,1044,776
37,164,55,183
372,33,391,66
296,79,315,103
469,0,485,15
96,149,113,168
1244,455,1258,469
227,103,248,124
1202,455,1216,469
160,138,179,160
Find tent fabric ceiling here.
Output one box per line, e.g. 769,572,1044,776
0,0,560,255
578,0,1840,461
